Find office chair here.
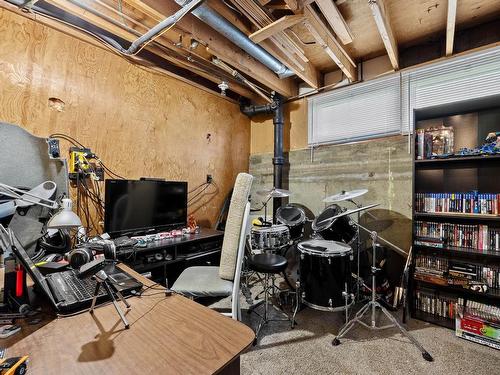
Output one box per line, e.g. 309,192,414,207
172,173,253,320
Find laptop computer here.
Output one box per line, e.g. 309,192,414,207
10,233,143,313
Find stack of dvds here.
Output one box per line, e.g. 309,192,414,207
415,290,458,319
415,192,500,214
414,254,500,291
456,298,500,350
458,298,500,324
414,220,500,251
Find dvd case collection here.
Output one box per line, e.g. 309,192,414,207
415,289,458,319
459,298,500,324
414,254,500,291
456,298,500,350
414,220,500,251
415,192,500,215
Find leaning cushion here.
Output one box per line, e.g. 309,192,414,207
171,266,233,298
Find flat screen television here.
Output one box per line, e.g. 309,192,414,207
104,179,187,237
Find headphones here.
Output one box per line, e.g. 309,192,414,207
67,247,94,269
67,240,116,269
39,230,71,253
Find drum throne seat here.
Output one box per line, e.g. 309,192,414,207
247,252,297,345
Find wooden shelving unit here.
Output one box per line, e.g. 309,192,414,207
410,108,500,330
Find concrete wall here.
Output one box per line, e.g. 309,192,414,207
250,133,413,251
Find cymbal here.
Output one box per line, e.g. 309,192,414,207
331,203,380,220
323,189,368,203
256,187,292,198
314,203,380,227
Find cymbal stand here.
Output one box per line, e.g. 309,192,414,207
332,223,433,362
90,270,130,329
347,198,363,301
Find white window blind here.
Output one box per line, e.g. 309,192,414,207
402,46,500,133
308,74,402,146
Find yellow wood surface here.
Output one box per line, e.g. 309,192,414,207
0,9,250,228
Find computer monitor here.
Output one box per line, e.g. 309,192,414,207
104,179,187,237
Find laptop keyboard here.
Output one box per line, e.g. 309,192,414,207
61,272,106,301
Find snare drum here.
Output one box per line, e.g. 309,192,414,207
312,204,357,245
251,225,290,251
298,239,353,311
276,205,306,240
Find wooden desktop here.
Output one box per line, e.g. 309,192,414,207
3,265,254,374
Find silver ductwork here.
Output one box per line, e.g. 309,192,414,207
175,0,294,79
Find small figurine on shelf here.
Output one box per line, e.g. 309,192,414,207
480,132,500,155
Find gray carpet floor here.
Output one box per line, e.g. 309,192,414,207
209,283,500,375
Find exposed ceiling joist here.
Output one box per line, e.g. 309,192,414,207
44,0,258,99
249,15,306,44
315,0,353,45
225,0,320,89
141,0,297,97
368,0,399,70
446,0,457,56
303,6,356,81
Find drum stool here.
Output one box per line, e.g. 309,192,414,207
247,253,297,345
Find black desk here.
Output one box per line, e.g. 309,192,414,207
119,228,224,285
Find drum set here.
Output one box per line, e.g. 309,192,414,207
248,186,433,361
250,187,375,313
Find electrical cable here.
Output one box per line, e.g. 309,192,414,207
188,182,210,194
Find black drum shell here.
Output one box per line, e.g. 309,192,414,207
299,246,352,309
313,204,357,244
276,205,306,240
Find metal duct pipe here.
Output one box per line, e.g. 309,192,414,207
241,96,285,220
175,0,294,79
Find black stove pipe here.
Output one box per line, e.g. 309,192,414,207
241,96,285,221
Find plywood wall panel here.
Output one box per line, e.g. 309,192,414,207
0,9,250,229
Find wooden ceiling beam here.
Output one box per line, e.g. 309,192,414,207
315,0,353,45
303,6,356,81
368,0,399,70
44,0,258,99
446,0,457,56
141,0,297,97
249,15,306,44
224,0,320,88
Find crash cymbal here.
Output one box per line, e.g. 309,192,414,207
323,189,368,203
313,203,380,227
331,203,380,220
256,187,292,198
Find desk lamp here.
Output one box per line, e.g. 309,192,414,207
47,198,82,229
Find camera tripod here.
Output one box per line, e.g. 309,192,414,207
332,225,433,362
89,270,131,329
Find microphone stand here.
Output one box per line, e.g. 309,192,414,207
332,220,433,362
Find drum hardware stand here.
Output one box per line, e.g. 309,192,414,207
89,270,131,329
332,226,433,362
252,273,297,345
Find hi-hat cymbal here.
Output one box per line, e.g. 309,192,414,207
323,189,368,203
256,187,292,198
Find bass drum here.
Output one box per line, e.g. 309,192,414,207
312,204,357,245
298,239,353,311
276,205,306,240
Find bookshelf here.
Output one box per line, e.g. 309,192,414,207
410,107,500,332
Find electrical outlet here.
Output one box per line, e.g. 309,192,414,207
206,174,213,184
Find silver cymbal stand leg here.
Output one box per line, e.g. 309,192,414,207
332,229,433,362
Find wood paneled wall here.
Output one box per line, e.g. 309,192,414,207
0,9,250,229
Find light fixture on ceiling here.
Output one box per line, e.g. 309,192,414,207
218,81,229,96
